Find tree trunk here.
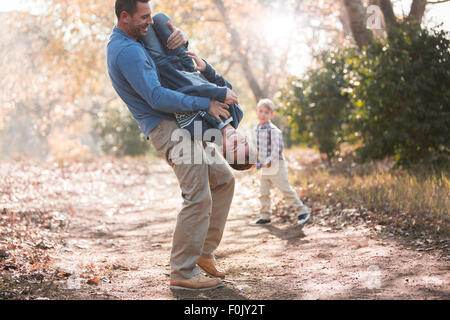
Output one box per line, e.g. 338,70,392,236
339,2,352,36
342,0,373,49
379,0,397,26
408,0,427,24
212,0,264,101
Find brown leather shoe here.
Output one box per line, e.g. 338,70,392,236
170,274,223,290
197,256,226,278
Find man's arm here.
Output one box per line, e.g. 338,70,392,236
117,46,210,114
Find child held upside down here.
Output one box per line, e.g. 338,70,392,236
139,13,253,170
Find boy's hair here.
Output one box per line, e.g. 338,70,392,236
115,0,149,20
257,98,275,113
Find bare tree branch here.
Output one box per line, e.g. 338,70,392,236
212,0,264,101
427,0,450,4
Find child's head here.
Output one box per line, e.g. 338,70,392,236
256,99,275,125
222,129,254,171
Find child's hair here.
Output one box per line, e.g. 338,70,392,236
257,98,275,112
229,161,253,171
228,145,257,171
229,153,253,171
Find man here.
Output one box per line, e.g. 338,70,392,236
107,0,235,290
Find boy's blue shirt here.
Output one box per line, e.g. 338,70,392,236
106,27,211,138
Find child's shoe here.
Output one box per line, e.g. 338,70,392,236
297,206,311,226
249,218,271,226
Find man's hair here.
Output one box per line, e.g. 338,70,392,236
115,0,149,20
257,98,275,113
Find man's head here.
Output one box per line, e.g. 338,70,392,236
256,99,275,125
115,0,153,40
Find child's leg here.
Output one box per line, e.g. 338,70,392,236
270,160,307,210
152,13,189,57
259,175,272,220
139,19,168,59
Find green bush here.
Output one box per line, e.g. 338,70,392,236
95,107,154,157
354,24,450,166
278,48,358,160
279,24,450,167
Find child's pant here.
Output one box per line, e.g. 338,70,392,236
259,160,305,220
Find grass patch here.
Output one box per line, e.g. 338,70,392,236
288,151,449,238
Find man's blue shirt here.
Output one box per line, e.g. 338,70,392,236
106,27,211,138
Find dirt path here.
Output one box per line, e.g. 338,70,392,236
1,158,449,299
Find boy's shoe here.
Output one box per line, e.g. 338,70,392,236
249,218,271,226
170,274,223,291
297,206,311,226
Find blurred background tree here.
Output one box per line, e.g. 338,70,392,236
94,105,154,157
353,24,450,166
0,0,448,166
279,24,450,167
278,0,450,167
278,48,360,160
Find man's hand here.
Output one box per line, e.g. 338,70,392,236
208,100,230,121
225,88,239,105
185,51,206,72
166,21,188,50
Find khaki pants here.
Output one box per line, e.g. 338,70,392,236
148,120,235,280
259,160,304,220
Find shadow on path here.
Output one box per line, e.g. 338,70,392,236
170,285,248,300
263,223,307,245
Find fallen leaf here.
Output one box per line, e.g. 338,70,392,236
87,276,99,285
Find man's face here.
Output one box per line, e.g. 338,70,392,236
128,2,153,38
256,106,273,124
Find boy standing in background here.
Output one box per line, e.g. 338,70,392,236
251,99,311,226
